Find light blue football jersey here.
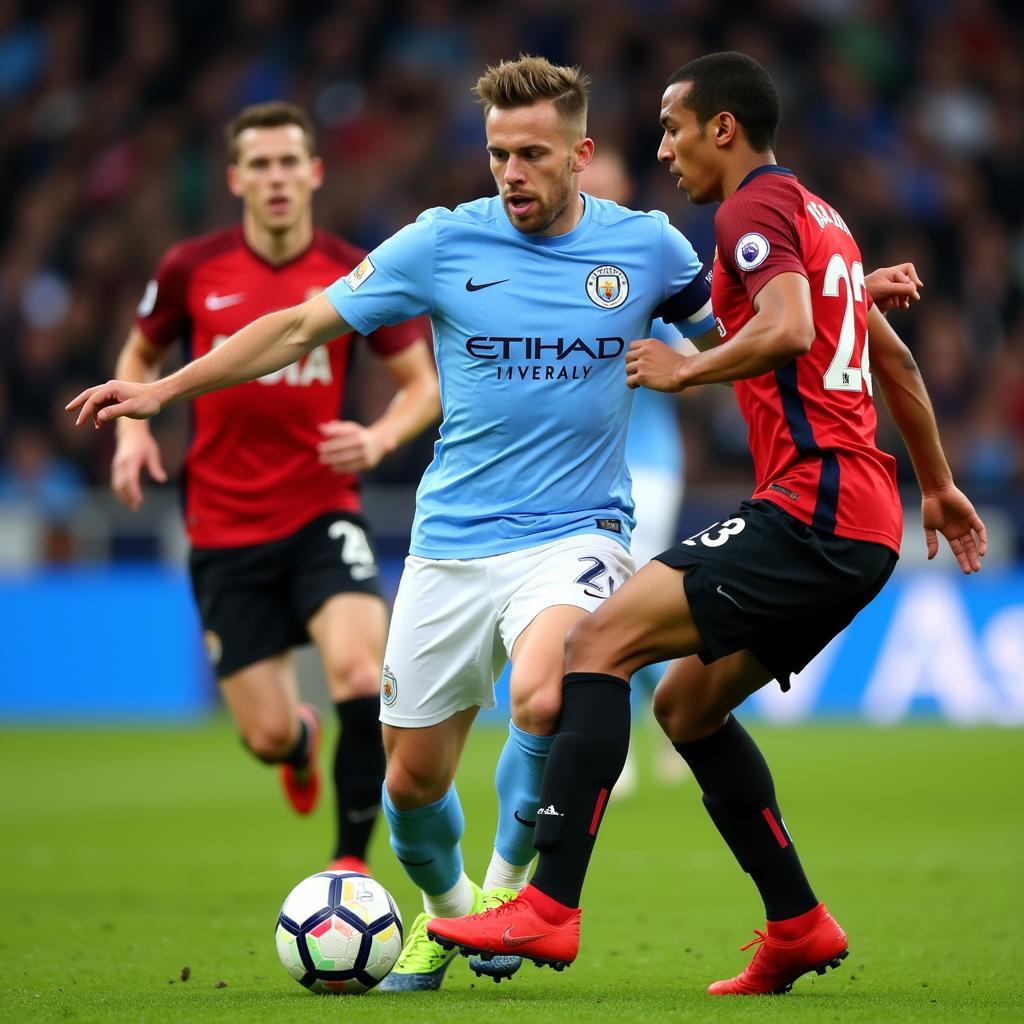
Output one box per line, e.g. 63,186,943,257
326,193,711,559
626,320,687,479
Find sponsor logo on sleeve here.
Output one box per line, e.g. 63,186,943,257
344,256,375,291
734,232,770,271
586,265,629,308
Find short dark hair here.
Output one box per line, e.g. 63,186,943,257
666,52,780,153
225,101,316,162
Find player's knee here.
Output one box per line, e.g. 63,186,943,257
510,685,561,735
385,758,449,810
323,653,380,701
243,717,295,763
652,684,699,744
651,685,679,739
563,614,606,672
653,696,726,745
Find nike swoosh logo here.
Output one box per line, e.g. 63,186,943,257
513,810,536,829
205,292,246,310
502,926,548,948
716,584,744,610
345,805,380,824
465,277,509,292
396,855,434,867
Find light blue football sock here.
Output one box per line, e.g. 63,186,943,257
493,720,555,866
382,784,465,896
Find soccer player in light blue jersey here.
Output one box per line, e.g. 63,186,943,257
66,55,718,991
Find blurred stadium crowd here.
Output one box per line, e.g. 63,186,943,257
2,0,1023,560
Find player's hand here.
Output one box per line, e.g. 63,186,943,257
66,380,163,428
111,427,168,511
865,263,923,313
921,484,987,574
625,338,687,392
317,420,389,473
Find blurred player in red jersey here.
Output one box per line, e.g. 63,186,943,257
427,52,986,993
110,102,438,871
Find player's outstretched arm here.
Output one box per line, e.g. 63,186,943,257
627,272,814,391
67,293,353,428
865,263,923,313
318,339,440,473
868,305,986,573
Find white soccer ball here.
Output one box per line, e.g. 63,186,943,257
275,870,403,994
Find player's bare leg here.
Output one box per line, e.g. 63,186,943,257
220,652,322,814
465,604,589,982
430,562,845,988
379,708,486,991
652,653,846,994
495,604,589,890
430,562,695,966
308,592,388,874
652,649,771,743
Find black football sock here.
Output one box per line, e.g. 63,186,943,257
332,696,385,861
277,715,311,767
530,673,631,909
674,715,817,921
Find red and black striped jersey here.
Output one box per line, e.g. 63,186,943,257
711,167,901,554
137,226,427,548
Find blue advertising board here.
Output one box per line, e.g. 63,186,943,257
1,566,1021,724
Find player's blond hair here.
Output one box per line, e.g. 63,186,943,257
474,55,590,138
225,101,316,163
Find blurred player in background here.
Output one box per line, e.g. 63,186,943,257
109,102,438,874
579,149,691,798
69,58,720,991
428,52,984,996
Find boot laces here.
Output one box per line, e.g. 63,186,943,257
472,895,523,921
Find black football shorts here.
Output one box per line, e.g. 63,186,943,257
189,510,384,678
654,499,897,690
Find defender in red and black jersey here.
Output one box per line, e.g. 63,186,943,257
135,224,423,548
426,53,986,995
109,103,438,871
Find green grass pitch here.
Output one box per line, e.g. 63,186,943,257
3,718,1021,1023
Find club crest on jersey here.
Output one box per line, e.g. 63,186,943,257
203,630,222,667
344,256,375,291
381,665,398,707
586,265,629,308
735,232,770,271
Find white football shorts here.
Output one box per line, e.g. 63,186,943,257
379,533,634,727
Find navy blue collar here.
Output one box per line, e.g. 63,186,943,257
737,164,795,191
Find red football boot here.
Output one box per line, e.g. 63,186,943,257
279,703,321,815
328,855,371,876
708,903,848,995
427,884,581,971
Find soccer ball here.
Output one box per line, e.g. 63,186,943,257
275,870,403,994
